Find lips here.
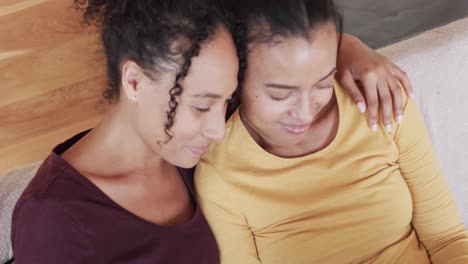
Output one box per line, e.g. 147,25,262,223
281,123,310,135
187,146,209,156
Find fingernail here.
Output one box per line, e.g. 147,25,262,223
396,115,403,124
357,102,366,113
371,123,378,132
385,124,392,133
409,92,415,100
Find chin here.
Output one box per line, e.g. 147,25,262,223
279,135,306,147
173,158,199,169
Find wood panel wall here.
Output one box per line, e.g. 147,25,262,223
0,0,107,174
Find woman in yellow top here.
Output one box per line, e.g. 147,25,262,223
195,0,468,263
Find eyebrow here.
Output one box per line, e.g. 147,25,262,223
191,93,222,99
264,67,337,89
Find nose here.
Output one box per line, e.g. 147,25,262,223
202,112,226,141
289,94,313,124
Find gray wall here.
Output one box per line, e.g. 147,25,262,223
336,0,468,48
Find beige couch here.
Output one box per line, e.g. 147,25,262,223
1,17,467,263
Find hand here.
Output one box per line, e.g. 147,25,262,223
336,34,414,132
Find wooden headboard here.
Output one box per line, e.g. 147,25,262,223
0,0,107,173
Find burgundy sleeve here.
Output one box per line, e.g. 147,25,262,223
12,199,94,263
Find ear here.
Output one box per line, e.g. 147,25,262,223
121,60,144,102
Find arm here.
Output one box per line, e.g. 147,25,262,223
12,199,94,263
337,33,413,131
395,93,468,263
195,165,261,264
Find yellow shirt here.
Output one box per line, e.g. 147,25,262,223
195,84,468,264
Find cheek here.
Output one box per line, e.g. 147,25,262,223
140,85,170,116
245,95,286,125
169,107,204,140
313,90,334,108
136,96,168,139
313,101,323,113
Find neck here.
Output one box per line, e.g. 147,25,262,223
63,103,171,180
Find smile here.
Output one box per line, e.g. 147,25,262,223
281,123,311,135
187,146,209,156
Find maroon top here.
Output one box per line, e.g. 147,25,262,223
11,131,220,264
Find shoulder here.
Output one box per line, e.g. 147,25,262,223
13,198,82,233
194,149,237,205
194,158,224,194
12,199,95,262
335,80,412,140
17,152,99,207
211,109,242,155
17,129,97,203
12,155,100,247
12,198,93,260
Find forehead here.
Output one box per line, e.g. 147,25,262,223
180,26,239,97
248,23,338,82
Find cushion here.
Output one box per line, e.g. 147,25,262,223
379,17,468,224
0,162,41,263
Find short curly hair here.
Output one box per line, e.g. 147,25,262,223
74,0,227,142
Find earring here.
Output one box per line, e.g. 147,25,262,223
131,95,137,101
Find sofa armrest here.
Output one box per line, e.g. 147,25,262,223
378,17,468,225
0,162,42,263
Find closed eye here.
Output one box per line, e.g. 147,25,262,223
194,107,210,113
316,84,334,89
270,94,291,101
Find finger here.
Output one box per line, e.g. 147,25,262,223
391,65,414,100
361,74,379,131
337,70,367,113
377,80,393,133
388,77,403,125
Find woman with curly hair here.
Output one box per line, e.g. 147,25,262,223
11,0,417,263
11,0,237,263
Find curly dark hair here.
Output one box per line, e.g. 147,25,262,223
74,0,226,142
224,12,247,120
223,0,343,118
